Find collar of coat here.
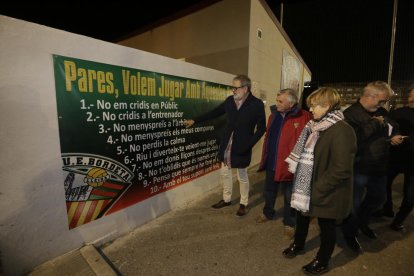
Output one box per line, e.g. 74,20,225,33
355,98,388,116
231,91,255,108
270,104,300,117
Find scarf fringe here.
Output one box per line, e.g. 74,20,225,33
291,192,311,213
285,155,299,173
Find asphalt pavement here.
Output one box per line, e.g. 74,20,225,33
30,168,414,276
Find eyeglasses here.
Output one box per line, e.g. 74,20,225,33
367,94,389,105
231,85,245,92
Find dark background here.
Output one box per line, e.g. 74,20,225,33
1,0,413,85
268,0,414,84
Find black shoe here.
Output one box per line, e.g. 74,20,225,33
302,259,329,275
390,222,405,232
236,204,248,217
282,243,304,258
344,236,363,254
359,225,377,239
211,200,231,209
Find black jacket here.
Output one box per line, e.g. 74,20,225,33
389,106,414,172
344,100,398,174
194,92,266,168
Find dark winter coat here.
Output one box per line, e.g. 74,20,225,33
389,106,414,174
343,100,398,174
309,120,357,220
194,92,266,168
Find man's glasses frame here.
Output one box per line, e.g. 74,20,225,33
231,85,246,92
367,93,389,105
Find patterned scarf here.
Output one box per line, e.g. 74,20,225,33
285,110,344,212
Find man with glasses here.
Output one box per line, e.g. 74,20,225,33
342,81,404,253
184,75,265,217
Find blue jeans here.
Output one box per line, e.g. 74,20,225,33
263,170,296,226
343,173,387,237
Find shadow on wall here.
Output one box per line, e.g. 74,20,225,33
0,85,85,275
0,84,175,274
119,188,172,239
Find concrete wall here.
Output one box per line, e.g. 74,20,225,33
0,16,233,275
118,0,251,75
248,0,311,103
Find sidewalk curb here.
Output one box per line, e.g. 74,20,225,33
80,245,117,276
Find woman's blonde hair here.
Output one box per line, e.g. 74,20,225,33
306,87,341,111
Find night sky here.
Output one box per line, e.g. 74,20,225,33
268,0,414,85
2,0,413,85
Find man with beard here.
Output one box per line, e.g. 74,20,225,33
184,75,265,217
342,81,404,253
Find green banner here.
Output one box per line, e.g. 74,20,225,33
53,55,231,229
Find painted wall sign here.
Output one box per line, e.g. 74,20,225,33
53,55,230,229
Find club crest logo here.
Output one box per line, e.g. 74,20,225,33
62,153,134,229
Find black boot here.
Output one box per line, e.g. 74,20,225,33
282,243,304,258
390,221,405,231
344,236,363,254
359,224,377,239
302,259,329,275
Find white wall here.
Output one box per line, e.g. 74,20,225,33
0,16,233,275
249,0,311,105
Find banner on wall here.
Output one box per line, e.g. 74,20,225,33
53,55,231,229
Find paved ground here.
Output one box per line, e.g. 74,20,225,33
31,169,414,275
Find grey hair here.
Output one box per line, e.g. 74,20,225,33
278,88,298,104
363,81,393,97
233,75,251,90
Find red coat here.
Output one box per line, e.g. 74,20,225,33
259,105,311,181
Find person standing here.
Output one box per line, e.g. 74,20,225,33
282,87,356,275
183,75,265,217
341,81,404,253
257,89,311,236
380,86,414,231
